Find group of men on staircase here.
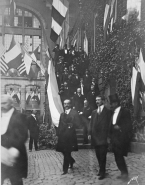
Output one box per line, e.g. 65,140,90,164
54,44,132,181
53,44,100,144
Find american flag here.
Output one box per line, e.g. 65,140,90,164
17,39,30,75
0,43,9,74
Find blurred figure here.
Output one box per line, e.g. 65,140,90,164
109,94,132,181
27,109,40,152
56,99,80,174
79,99,92,144
72,88,84,113
88,95,111,180
87,85,97,110
1,95,28,185
83,70,92,96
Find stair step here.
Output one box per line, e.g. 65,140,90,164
78,143,93,149
76,129,83,134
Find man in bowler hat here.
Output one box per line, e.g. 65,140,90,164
109,94,132,181
88,95,111,180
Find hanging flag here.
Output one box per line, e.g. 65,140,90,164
110,0,117,32
27,48,40,80
4,36,23,69
138,50,145,86
31,46,45,75
50,0,68,42
103,0,117,42
47,59,63,127
10,0,16,26
131,67,141,118
0,43,9,74
17,60,26,75
84,31,88,55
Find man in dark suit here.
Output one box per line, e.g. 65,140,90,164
83,70,92,97
1,95,28,185
27,109,39,152
109,94,132,181
87,85,97,111
56,99,81,175
79,99,92,144
88,95,111,180
72,88,85,113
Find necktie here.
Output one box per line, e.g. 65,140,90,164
98,106,101,115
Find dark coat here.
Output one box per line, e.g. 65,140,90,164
80,106,93,129
89,107,111,146
56,112,78,152
1,110,28,179
110,108,132,156
87,91,97,110
72,94,84,112
27,115,39,139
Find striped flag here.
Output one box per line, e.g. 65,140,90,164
50,0,69,43
10,0,16,26
17,59,26,75
0,43,9,74
47,59,63,127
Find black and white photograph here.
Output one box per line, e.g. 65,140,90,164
0,0,145,185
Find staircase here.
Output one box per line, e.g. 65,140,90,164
76,129,93,149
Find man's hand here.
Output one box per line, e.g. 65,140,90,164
88,135,91,140
1,147,19,167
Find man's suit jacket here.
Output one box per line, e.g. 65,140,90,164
87,91,97,110
89,107,111,146
56,112,78,152
68,109,82,129
110,108,132,156
80,106,92,129
27,115,39,139
72,94,84,112
1,110,28,178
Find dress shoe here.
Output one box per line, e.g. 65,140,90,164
117,174,128,181
97,172,101,176
61,171,68,175
70,161,75,169
98,175,105,180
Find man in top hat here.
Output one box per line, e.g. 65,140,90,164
88,95,111,180
109,93,132,181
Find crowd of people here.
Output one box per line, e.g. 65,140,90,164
54,44,100,107
1,44,132,184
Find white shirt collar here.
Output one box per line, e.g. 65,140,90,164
98,105,104,112
1,108,15,135
65,109,71,114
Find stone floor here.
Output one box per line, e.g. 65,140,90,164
3,146,145,185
